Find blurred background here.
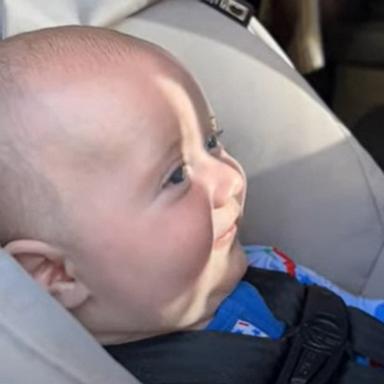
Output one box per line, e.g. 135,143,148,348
249,0,384,170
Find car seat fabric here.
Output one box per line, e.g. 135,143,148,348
0,249,140,383
112,0,384,297
0,0,160,38
0,0,383,382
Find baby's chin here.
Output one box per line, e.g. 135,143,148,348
216,237,248,293
230,238,248,277
190,240,247,331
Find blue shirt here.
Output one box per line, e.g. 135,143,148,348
206,245,384,364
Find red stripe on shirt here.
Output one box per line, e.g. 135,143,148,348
273,247,296,277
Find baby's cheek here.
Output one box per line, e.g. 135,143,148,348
157,200,213,279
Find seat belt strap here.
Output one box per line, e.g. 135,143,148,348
348,307,384,365
106,269,384,383
276,285,349,384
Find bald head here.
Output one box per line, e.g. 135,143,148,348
0,26,186,246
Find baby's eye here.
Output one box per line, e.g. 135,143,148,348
205,130,224,152
164,164,187,188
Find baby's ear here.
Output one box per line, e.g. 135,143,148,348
4,239,90,309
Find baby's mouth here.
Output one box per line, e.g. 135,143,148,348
213,200,241,248
213,222,238,249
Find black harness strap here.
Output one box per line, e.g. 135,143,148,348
338,361,384,384
276,285,349,384
244,268,306,327
106,331,288,384
348,307,384,365
105,268,384,384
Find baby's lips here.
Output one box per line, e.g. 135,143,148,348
213,200,241,239
212,223,238,249
213,216,239,241
218,223,237,240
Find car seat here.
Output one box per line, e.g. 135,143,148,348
0,249,140,383
1,0,384,382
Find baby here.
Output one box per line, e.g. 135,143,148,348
0,26,383,381
0,25,248,344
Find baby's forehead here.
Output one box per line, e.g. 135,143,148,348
31,64,202,181
1,27,212,181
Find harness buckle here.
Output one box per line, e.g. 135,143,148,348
276,287,349,384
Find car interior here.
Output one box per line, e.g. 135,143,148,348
1,0,384,382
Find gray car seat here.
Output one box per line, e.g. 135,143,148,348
0,249,141,383
113,1,384,298
1,0,384,382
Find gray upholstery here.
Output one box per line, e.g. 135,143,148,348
0,0,384,382
115,1,384,297
0,250,140,383
0,0,160,37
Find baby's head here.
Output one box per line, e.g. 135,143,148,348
0,26,247,344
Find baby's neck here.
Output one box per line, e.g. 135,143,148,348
98,316,213,346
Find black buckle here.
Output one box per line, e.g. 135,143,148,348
276,287,349,384
201,0,255,27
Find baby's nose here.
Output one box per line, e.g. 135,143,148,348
211,158,245,209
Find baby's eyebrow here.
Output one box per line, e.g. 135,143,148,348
160,137,182,162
